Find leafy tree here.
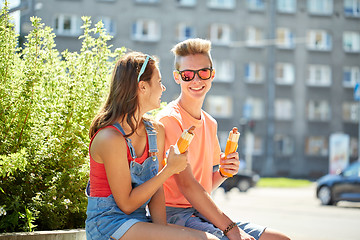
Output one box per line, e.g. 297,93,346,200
0,2,124,232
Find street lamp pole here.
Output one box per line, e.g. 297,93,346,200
263,0,276,176
358,100,360,162
355,82,360,161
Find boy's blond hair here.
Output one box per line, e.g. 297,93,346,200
171,38,213,70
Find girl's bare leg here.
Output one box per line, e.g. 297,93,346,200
121,222,219,240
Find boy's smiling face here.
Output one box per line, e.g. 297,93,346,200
174,54,215,102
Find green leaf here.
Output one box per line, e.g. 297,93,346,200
0,11,125,232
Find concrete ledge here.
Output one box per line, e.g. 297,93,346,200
0,229,86,240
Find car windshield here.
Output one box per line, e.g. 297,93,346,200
343,163,360,177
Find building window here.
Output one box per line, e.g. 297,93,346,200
343,102,359,123
243,98,264,120
177,0,197,6
307,100,331,121
350,137,359,158
213,59,235,83
210,23,231,45
305,136,328,156
276,62,295,85
307,30,332,51
54,14,81,36
275,99,293,120
343,31,360,52
177,23,196,41
207,0,235,9
246,26,264,47
247,0,265,11
97,17,116,36
243,135,264,156
245,62,264,83
344,0,360,17
252,136,263,155
132,19,160,42
276,28,295,49
205,95,233,118
307,0,333,15
277,0,296,13
343,66,360,88
307,65,331,87
134,0,159,3
275,134,294,156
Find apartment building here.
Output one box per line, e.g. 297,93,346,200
18,0,360,178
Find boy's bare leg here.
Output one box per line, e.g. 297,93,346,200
259,228,291,240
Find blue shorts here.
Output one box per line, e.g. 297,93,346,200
86,195,151,240
166,207,266,240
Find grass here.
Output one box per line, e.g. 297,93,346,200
257,178,313,188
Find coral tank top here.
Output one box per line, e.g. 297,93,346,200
89,126,149,197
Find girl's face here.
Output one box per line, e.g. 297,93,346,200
146,67,166,110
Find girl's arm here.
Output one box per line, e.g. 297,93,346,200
91,126,187,215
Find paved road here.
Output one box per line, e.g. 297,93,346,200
212,184,360,240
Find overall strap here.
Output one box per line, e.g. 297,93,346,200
112,122,137,159
143,120,158,157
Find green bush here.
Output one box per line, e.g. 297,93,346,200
0,3,124,232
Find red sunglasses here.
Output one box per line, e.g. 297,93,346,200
176,68,213,81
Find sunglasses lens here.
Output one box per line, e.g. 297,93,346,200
178,68,212,81
181,71,195,81
198,69,211,80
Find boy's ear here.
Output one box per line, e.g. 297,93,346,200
211,69,215,79
173,71,181,84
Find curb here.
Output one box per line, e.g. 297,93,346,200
0,229,86,240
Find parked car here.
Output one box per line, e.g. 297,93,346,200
219,169,260,193
316,161,360,205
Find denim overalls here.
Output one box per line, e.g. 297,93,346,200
85,120,159,240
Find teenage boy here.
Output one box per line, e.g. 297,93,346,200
157,38,290,240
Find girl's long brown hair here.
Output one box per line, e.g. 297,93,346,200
89,52,156,138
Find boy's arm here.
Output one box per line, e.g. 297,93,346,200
173,166,233,231
148,186,167,225
158,117,229,227
212,166,227,190
147,121,168,225
174,167,256,240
